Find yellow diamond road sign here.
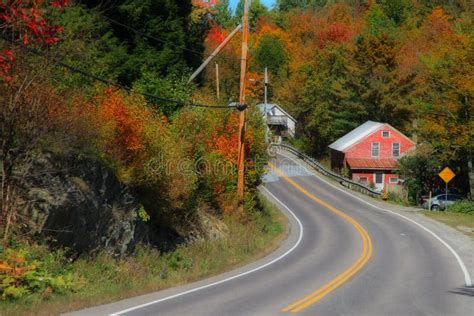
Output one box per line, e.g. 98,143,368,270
439,167,455,183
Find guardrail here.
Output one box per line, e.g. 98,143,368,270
273,143,382,198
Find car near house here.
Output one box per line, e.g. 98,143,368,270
422,193,464,210
419,189,460,206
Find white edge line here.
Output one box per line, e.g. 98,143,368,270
279,151,472,287
109,186,304,315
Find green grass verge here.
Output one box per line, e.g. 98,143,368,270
0,194,287,316
422,211,474,239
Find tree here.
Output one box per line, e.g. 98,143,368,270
133,72,194,118
254,35,287,75
236,0,269,29
276,0,329,11
414,12,474,196
0,0,69,81
0,60,65,240
212,0,235,28
350,33,415,128
79,0,205,87
48,4,127,91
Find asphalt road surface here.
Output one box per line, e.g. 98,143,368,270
69,153,473,316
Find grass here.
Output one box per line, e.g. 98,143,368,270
0,194,287,316
422,210,474,239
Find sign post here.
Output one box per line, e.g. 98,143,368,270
438,167,456,211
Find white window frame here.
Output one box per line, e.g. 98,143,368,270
389,177,398,183
392,142,400,157
382,131,390,138
359,177,368,183
371,142,380,157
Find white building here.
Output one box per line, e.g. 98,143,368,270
257,103,297,142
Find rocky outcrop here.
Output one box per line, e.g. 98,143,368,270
17,153,161,256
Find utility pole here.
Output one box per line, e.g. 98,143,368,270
215,63,220,100
237,0,250,208
264,67,268,104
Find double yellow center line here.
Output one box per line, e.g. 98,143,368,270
268,162,373,313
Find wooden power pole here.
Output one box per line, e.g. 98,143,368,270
215,63,220,100
237,0,250,207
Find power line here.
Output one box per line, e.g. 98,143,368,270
3,37,235,109
101,15,242,63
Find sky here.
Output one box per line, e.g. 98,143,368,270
229,0,276,11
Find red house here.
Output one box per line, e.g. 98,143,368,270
329,121,416,192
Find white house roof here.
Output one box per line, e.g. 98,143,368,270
257,103,297,123
329,121,384,152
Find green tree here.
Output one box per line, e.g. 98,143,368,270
49,4,127,91
80,0,205,86
350,34,415,127
213,0,235,28
133,72,194,118
236,0,269,29
276,0,328,11
254,35,287,75
296,44,366,156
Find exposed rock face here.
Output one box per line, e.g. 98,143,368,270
18,153,154,256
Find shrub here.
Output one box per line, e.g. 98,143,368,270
448,201,474,215
0,247,83,301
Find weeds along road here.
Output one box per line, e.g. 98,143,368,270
68,154,473,316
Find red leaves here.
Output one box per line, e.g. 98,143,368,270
317,22,354,48
0,1,68,81
51,0,69,8
207,113,239,165
207,25,227,45
0,49,15,81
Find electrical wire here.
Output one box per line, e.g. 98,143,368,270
101,15,243,63
2,36,236,109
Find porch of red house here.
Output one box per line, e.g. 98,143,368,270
346,158,401,192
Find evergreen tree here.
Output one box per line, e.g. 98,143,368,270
254,35,287,75
236,0,269,29
213,0,235,28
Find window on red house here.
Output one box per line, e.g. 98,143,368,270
371,142,379,157
382,131,390,138
389,177,398,183
393,143,400,157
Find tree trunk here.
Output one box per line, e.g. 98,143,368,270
3,184,12,241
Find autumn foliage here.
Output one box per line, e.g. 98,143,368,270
207,113,239,165
0,0,68,81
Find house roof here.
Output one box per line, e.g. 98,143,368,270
257,103,297,123
346,158,398,170
328,121,384,152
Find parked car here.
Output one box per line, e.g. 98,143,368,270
422,194,464,210
419,189,460,205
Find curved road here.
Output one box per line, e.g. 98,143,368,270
70,153,473,316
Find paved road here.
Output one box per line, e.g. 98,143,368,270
69,154,473,316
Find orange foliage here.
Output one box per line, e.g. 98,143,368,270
207,24,227,46
98,88,150,162
245,71,263,98
317,22,354,47
207,113,239,165
428,7,453,37
398,7,458,72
